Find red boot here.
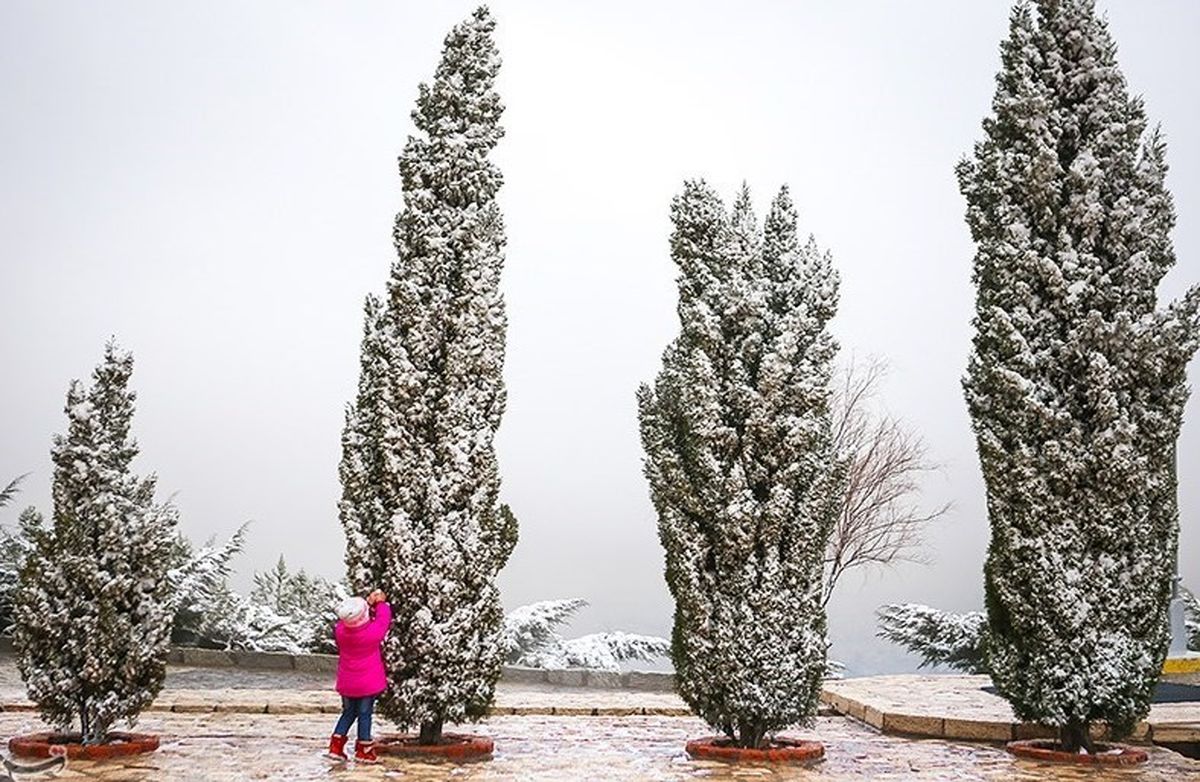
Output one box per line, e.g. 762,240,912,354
355,740,380,764
326,734,348,761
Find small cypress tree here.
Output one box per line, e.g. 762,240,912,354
959,0,1200,751
14,344,178,744
339,6,517,744
638,181,842,749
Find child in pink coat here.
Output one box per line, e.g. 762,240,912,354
327,589,391,763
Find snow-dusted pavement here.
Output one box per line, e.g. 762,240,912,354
0,659,1196,780
823,674,1200,745
0,711,1196,781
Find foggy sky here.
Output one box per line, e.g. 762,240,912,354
2,1,1198,675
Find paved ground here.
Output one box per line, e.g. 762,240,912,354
0,711,1197,782
0,658,1196,779
823,674,1200,745
0,658,690,716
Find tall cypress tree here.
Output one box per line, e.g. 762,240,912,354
14,344,178,744
638,181,841,749
959,0,1200,751
339,6,517,744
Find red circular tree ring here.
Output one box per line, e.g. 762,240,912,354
374,733,494,760
685,736,825,763
1007,739,1148,766
8,732,160,760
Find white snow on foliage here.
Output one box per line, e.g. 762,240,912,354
338,7,516,733
958,0,1200,740
170,530,345,655
1183,588,1200,653
638,181,842,747
876,603,988,674
560,633,671,672
502,599,669,672
13,345,178,744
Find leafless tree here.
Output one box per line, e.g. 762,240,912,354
823,357,949,605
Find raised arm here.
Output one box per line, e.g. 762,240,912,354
364,601,391,644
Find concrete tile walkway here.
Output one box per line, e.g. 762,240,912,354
822,674,1200,744
0,712,1196,781
0,658,1197,779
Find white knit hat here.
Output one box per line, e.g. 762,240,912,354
337,596,369,628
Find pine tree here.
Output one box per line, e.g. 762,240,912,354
13,344,178,744
876,604,989,674
339,6,517,744
638,181,842,749
1183,588,1200,653
168,525,248,648
958,0,1200,751
0,476,29,634
501,598,670,671
250,555,344,654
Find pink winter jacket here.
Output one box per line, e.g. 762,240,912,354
334,602,391,697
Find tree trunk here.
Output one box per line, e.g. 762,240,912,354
418,718,444,745
736,719,766,749
1059,721,1094,754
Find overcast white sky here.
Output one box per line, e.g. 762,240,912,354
2,1,1197,674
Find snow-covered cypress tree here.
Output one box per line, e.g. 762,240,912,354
13,344,178,744
959,0,1200,751
339,6,517,745
638,181,842,749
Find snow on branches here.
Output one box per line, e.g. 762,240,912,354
0,476,24,511
876,604,988,674
339,6,515,742
638,181,842,748
13,344,178,744
503,598,587,666
1184,588,1200,653
959,0,1200,751
170,529,345,655
502,599,669,671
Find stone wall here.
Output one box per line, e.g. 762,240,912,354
161,646,676,691
0,638,675,690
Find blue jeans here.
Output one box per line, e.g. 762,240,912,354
333,695,376,741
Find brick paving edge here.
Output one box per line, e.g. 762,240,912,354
818,686,1198,744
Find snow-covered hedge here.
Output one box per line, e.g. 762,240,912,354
502,599,668,672
876,604,988,674
878,599,1200,673
169,530,344,655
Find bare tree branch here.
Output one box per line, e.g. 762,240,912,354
823,356,950,606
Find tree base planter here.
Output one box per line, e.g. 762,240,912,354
375,733,493,761
685,736,824,764
1007,739,1148,766
8,732,160,760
